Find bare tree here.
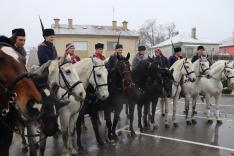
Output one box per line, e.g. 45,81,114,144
138,19,178,49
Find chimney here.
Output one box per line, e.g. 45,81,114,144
112,21,117,30
191,27,197,39
54,18,60,28
68,19,73,29
122,21,128,30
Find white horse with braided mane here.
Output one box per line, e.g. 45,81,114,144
183,56,211,125
191,60,234,124
39,57,109,156
160,58,196,128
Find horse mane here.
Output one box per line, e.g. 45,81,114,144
170,58,186,70
210,60,225,76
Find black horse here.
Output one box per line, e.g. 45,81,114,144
76,53,137,150
128,58,174,135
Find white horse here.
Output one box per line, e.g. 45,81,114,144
31,58,86,156
193,60,234,124
43,57,109,155
160,58,196,128
183,56,211,125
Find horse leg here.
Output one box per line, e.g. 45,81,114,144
143,102,150,129
185,95,192,125
68,113,79,155
76,114,84,151
164,98,170,128
205,95,213,124
27,122,39,156
160,98,165,116
137,104,144,132
112,105,123,140
215,94,222,125
129,103,136,136
172,91,180,127
151,97,159,130
39,133,47,156
125,104,130,119
19,125,28,152
191,95,198,124
0,124,13,156
60,113,70,155
104,110,113,142
90,112,105,146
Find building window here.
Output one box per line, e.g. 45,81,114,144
74,41,88,51
107,42,117,51
186,47,193,57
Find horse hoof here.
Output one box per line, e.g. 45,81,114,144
140,128,144,133
173,123,178,127
192,119,197,124
193,111,198,115
217,120,223,125
186,121,192,125
130,131,136,137
161,113,165,117
22,146,28,153
207,119,213,124
153,124,159,130
165,124,170,129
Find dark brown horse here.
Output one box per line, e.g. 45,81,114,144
0,38,58,156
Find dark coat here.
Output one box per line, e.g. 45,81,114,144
168,55,182,67
106,53,124,71
154,55,169,68
37,41,58,66
191,55,212,66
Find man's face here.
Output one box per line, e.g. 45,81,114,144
15,36,25,48
139,50,146,58
45,35,55,43
175,51,182,57
197,49,204,56
155,50,160,57
115,48,123,55
96,48,103,54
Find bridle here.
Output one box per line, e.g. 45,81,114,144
58,61,82,99
199,59,210,76
0,72,35,117
181,60,195,77
223,64,234,81
88,57,108,92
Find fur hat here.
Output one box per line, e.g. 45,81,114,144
138,46,146,51
43,29,55,37
12,28,25,36
197,45,205,51
174,46,181,53
95,43,104,49
115,44,123,49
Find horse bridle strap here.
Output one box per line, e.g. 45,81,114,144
58,62,82,98
89,57,108,91
223,66,234,80
182,61,195,76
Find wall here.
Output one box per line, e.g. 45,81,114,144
220,46,234,54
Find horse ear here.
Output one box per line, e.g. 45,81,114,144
126,52,130,60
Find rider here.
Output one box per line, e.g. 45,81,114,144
168,46,183,67
132,45,146,69
11,28,27,65
154,48,169,69
191,46,211,65
65,43,80,63
106,44,125,71
37,28,57,66
93,43,106,61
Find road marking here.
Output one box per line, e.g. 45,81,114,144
121,129,234,152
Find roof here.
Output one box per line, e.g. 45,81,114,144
219,37,234,47
152,34,219,48
52,24,139,37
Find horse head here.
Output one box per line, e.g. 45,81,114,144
223,62,234,89
193,56,211,78
48,58,86,101
181,58,196,82
89,57,109,100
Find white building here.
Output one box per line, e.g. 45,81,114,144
151,28,219,58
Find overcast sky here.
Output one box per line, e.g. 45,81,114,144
1,0,234,47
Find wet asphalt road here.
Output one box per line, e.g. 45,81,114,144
9,96,234,156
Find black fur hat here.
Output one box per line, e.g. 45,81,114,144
43,29,55,37
0,36,13,46
138,46,146,51
197,45,205,51
115,44,123,49
12,28,25,36
174,46,181,53
95,43,104,49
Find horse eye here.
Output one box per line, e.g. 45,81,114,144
97,74,101,78
65,70,71,74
